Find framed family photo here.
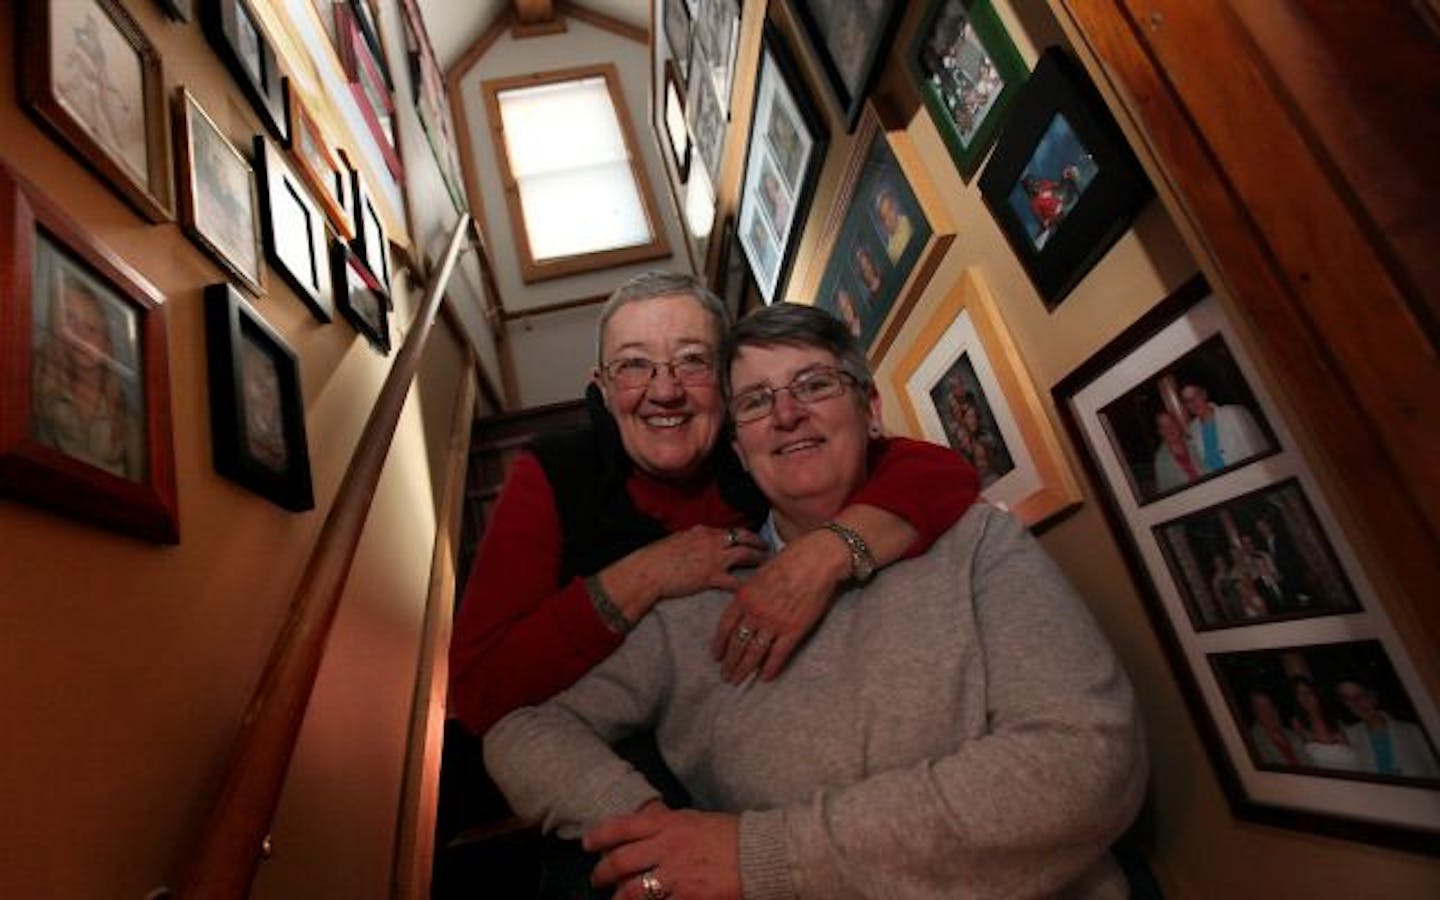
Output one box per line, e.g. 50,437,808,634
0,162,179,543
19,0,173,222
285,82,355,240
175,87,265,295
331,240,391,354
200,0,290,143
892,267,1080,528
1054,275,1440,852
788,0,905,131
253,136,333,322
204,283,314,512
979,47,1151,307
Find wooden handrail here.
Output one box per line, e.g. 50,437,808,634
173,213,473,899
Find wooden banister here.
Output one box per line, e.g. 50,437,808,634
173,213,473,900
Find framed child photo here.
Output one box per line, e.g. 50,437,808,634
788,0,905,131
174,87,265,296
200,0,290,143
19,0,173,222
204,282,314,512
0,161,179,543
286,82,355,240
979,47,1152,308
1054,275,1440,853
253,135,333,322
330,240,391,354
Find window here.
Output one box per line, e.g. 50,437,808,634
484,64,670,282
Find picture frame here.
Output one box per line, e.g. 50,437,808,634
1053,275,1440,852
345,0,391,90
349,168,391,299
253,135,333,322
339,1,402,177
893,267,1080,528
399,0,467,211
156,0,192,22
203,282,314,512
978,47,1152,308
692,0,740,117
788,0,906,132
284,81,356,240
330,240,392,354
662,61,692,184
811,105,954,364
662,0,693,84
0,161,179,543
200,0,290,143
907,0,1028,182
174,87,265,296
684,40,728,184
18,0,173,222
736,23,828,305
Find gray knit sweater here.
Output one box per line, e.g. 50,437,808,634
484,505,1146,898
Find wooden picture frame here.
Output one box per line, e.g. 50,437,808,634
978,47,1152,308
663,61,692,184
1054,276,1440,853
204,282,314,512
346,0,391,89
285,81,355,240
200,0,290,143
788,0,905,131
174,87,265,296
349,168,391,299
893,267,1081,528
0,161,178,543
330,240,391,354
737,23,828,305
907,0,1028,182
339,1,401,177
18,0,173,222
811,105,954,364
253,135,332,322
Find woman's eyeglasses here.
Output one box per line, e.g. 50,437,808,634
730,367,855,424
601,352,716,390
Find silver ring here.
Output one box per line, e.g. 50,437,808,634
735,625,754,644
640,869,666,900
725,527,739,548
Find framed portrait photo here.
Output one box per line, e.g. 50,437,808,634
253,136,333,322
893,267,1080,528
204,283,314,512
1054,275,1440,852
663,61,692,184
692,0,739,116
979,47,1152,308
330,240,391,354
907,0,1028,182
200,0,290,143
812,105,953,363
285,82,355,240
736,24,828,305
789,0,905,131
174,87,265,296
19,0,173,222
0,162,178,543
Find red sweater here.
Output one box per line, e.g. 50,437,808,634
449,437,977,736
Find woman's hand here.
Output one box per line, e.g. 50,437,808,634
585,803,742,900
601,526,769,626
710,526,851,683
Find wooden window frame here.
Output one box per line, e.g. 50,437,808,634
482,63,671,284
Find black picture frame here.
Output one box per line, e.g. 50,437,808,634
204,282,314,512
330,240,391,354
788,0,905,132
663,61,692,184
200,0,290,143
979,47,1151,308
349,167,391,301
253,136,333,322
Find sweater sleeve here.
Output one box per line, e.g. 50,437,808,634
849,437,979,558
448,452,625,736
742,511,1145,899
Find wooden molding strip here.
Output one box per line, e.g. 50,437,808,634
501,292,608,321
559,0,647,44
171,214,474,900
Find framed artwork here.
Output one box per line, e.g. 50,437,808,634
19,0,173,222
200,0,290,143
174,87,265,296
339,1,401,177
330,240,391,354
812,105,953,363
788,0,905,131
736,24,828,304
253,136,333,322
346,0,391,88
156,0,192,22
663,61,692,184
685,41,729,183
662,0,693,83
349,168,391,298
893,267,1080,528
399,0,466,210
0,162,178,543
285,81,355,240
204,282,314,512
908,0,1027,182
1054,275,1440,852
979,47,1152,308
692,0,740,116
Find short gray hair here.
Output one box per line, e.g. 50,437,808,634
596,271,730,363
721,303,874,400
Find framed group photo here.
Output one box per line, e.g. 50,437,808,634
174,87,265,296
789,0,905,131
1054,275,1440,852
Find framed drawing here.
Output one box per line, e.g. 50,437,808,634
399,0,467,211
253,136,333,322
204,282,314,512
979,47,1152,308
685,41,729,184
285,81,355,240
331,240,391,354
692,0,739,116
663,62,692,184
349,168,391,298
339,1,401,177
174,87,265,296
788,0,905,131
812,105,953,363
200,0,290,143
19,0,173,222
662,0,693,83
0,161,179,543
893,267,1080,528
908,0,1027,182
736,24,828,305
1054,275,1440,852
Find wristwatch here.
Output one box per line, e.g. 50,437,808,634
821,521,876,584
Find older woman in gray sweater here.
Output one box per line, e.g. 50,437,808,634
484,304,1145,899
